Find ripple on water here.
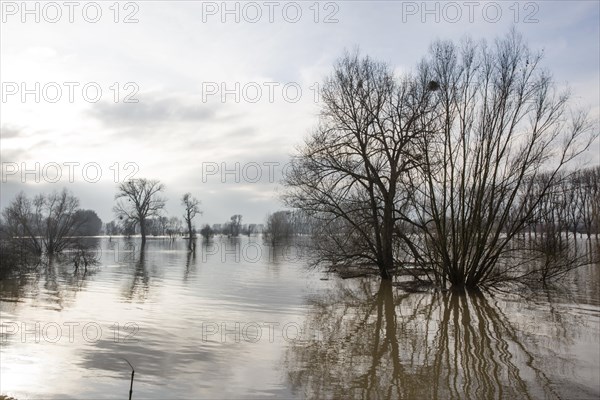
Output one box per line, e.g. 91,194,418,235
2,237,598,399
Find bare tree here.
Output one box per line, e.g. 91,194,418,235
564,172,582,242
167,216,183,239
114,179,166,246
284,32,596,288
181,193,201,249
200,224,214,240
2,189,84,255
264,211,294,245
73,210,103,236
590,166,600,239
409,31,595,288
283,50,433,280
577,167,599,240
229,214,242,237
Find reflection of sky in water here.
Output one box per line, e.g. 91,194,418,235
1,237,323,399
1,237,599,399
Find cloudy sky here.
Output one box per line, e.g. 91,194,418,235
1,0,599,225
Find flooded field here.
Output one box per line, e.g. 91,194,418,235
1,237,599,399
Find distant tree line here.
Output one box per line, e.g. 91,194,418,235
263,210,312,245
200,215,264,239
0,177,273,276
0,180,206,275
520,167,600,241
105,216,185,238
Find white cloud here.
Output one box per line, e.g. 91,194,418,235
1,1,598,224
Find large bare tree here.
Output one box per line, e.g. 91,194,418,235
408,31,595,288
283,51,435,279
284,32,596,288
114,179,166,246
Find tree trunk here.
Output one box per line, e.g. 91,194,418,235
379,265,392,280
140,218,146,246
187,220,193,238
187,219,193,251
379,202,395,281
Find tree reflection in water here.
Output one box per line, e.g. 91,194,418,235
285,279,597,399
123,247,149,301
0,238,103,310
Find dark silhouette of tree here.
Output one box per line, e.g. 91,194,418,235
264,211,294,245
167,216,183,239
114,179,166,246
105,220,120,236
409,31,595,288
181,193,201,250
284,31,596,288
211,224,223,235
199,224,214,240
229,214,242,237
283,50,431,280
2,189,84,255
244,224,258,236
73,210,103,236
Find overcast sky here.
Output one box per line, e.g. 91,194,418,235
1,0,599,225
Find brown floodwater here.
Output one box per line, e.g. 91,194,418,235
1,237,599,399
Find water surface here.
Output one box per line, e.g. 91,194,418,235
1,237,599,399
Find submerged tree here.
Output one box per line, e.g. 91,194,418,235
2,189,85,255
284,31,596,288
181,193,201,250
199,224,214,240
114,179,166,246
73,209,103,236
409,31,595,289
264,211,294,245
283,50,434,280
228,214,243,237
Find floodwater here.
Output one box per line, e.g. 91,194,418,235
1,237,599,399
